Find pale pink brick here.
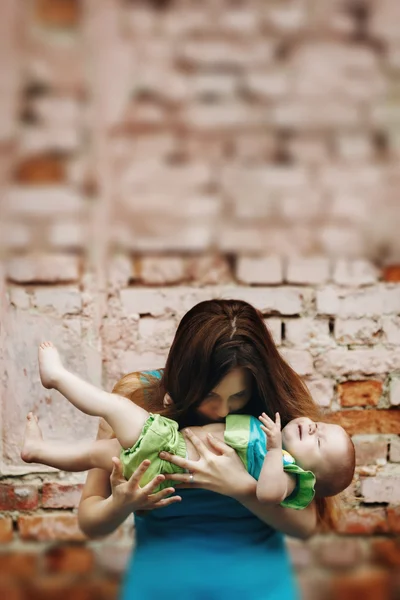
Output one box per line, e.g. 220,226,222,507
108,254,136,290
280,349,314,376
317,225,364,258
315,348,400,377
360,467,400,503
287,135,330,165
264,318,282,346
177,39,275,70
138,317,176,351
244,70,290,99
119,350,168,376
236,256,283,285
7,286,30,310
93,542,132,576
186,255,232,286
284,318,332,348
48,222,85,249
305,378,334,408
189,74,237,99
334,318,382,345
273,100,361,130
317,286,400,317
353,436,388,466
265,3,306,32
120,287,212,318
219,9,260,35
332,259,379,286
182,102,265,132
336,134,374,162
286,538,312,569
31,287,82,315
224,287,303,315
20,125,81,154
2,223,31,250
390,437,400,462
6,254,80,283
139,257,186,285
4,187,84,216
119,162,211,195
41,483,84,509
32,96,81,127
382,316,400,345
390,378,400,406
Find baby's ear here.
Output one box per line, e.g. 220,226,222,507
163,393,174,407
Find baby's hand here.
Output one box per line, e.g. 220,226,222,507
259,412,282,451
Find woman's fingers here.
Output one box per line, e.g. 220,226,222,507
183,428,209,456
159,451,191,469
206,433,233,455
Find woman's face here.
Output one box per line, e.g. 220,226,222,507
195,367,252,424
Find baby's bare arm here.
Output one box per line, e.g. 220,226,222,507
257,413,296,504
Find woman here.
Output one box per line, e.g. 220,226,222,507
78,299,329,599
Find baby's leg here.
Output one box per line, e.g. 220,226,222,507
38,342,148,448
21,413,120,473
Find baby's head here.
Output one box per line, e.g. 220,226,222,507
281,417,355,497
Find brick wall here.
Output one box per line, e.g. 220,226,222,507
1,1,400,599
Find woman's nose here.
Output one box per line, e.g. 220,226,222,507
216,401,230,418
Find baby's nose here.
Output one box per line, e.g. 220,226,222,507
308,422,317,435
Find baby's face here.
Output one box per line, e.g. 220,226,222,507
281,418,349,477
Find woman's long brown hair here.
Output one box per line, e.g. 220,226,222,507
113,298,336,529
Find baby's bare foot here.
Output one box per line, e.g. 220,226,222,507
38,341,64,389
21,413,43,463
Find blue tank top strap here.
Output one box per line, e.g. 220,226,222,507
139,369,163,384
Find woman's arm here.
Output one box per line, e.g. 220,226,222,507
234,475,317,540
159,429,317,540
78,418,181,538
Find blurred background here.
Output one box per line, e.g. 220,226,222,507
1,0,400,598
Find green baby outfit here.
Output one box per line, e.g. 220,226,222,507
120,413,315,510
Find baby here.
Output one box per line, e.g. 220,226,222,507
21,342,355,509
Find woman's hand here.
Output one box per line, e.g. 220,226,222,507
159,430,254,500
110,456,181,513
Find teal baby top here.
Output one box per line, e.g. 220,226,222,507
224,414,316,510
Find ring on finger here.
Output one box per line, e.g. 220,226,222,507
189,471,194,484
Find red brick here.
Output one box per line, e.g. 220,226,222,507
327,410,400,435
34,0,80,28
20,576,100,600
43,545,94,574
0,484,39,511
0,553,38,577
331,568,391,600
312,537,366,568
338,381,383,407
372,539,400,567
18,514,86,542
41,483,84,509
387,506,400,534
382,265,400,282
0,577,22,600
14,155,65,184
335,507,389,535
0,517,13,543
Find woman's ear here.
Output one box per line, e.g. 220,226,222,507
163,393,174,407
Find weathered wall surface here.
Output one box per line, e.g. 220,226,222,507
1,1,400,599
